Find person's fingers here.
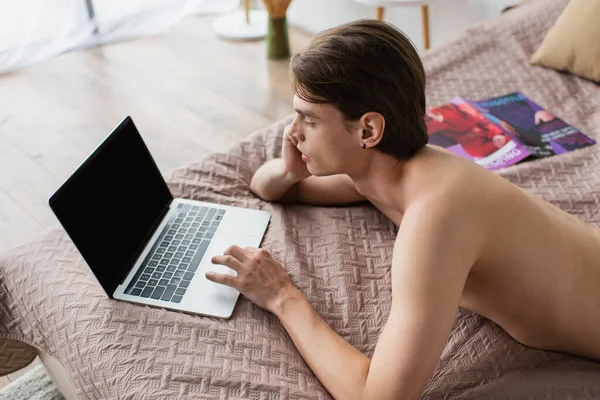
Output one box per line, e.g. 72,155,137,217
243,246,260,254
284,126,300,146
287,134,298,147
211,254,244,273
223,245,249,263
283,126,295,140
205,271,238,289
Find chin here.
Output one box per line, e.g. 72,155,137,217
307,161,339,177
306,165,323,176
308,167,332,177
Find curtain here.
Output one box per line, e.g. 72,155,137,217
0,0,239,74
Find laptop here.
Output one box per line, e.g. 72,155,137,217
49,116,271,319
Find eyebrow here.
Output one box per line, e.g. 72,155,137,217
295,109,320,120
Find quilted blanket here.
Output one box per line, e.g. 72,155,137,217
1,0,600,398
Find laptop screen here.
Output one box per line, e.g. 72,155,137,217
49,117,173,297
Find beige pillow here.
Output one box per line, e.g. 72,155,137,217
530,0,600,82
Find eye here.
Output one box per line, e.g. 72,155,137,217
304,121,316,128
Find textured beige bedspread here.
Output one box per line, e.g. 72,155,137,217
2,0,600,398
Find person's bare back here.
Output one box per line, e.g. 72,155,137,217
384,145,600,361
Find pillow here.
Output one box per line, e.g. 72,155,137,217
529,0,600,82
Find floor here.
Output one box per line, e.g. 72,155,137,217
0,358,42,389
0,13,312,389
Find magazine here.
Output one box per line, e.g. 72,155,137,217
425,92,595,170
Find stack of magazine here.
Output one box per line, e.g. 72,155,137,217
425,92,595,170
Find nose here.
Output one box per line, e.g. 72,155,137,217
290,116,306,142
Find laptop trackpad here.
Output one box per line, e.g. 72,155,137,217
204,233,264,271
180,234,261,317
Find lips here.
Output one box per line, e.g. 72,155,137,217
301,153,310,162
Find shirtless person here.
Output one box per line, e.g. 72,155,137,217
204,20,600,400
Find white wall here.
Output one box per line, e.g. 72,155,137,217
286,0,516,51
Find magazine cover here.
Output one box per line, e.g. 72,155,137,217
425,97,531,170
473,92,596,157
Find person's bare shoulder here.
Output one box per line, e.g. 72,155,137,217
411,146,511,208
405,168,494,247
428,144,454,155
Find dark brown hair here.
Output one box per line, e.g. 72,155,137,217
290,19,427,160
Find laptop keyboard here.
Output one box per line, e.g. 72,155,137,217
124,204,226,303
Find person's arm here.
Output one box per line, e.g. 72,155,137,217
207,194,482,399
249,158,305,202
271,197,482,400
250,122,367,205
250,158,367,205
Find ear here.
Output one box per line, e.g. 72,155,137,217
359,112,385,148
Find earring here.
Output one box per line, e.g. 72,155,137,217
362,143,366,149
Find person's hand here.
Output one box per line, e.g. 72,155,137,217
493,134,507,148
282,124,311,181
534,110,555,125
206,246,297,312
